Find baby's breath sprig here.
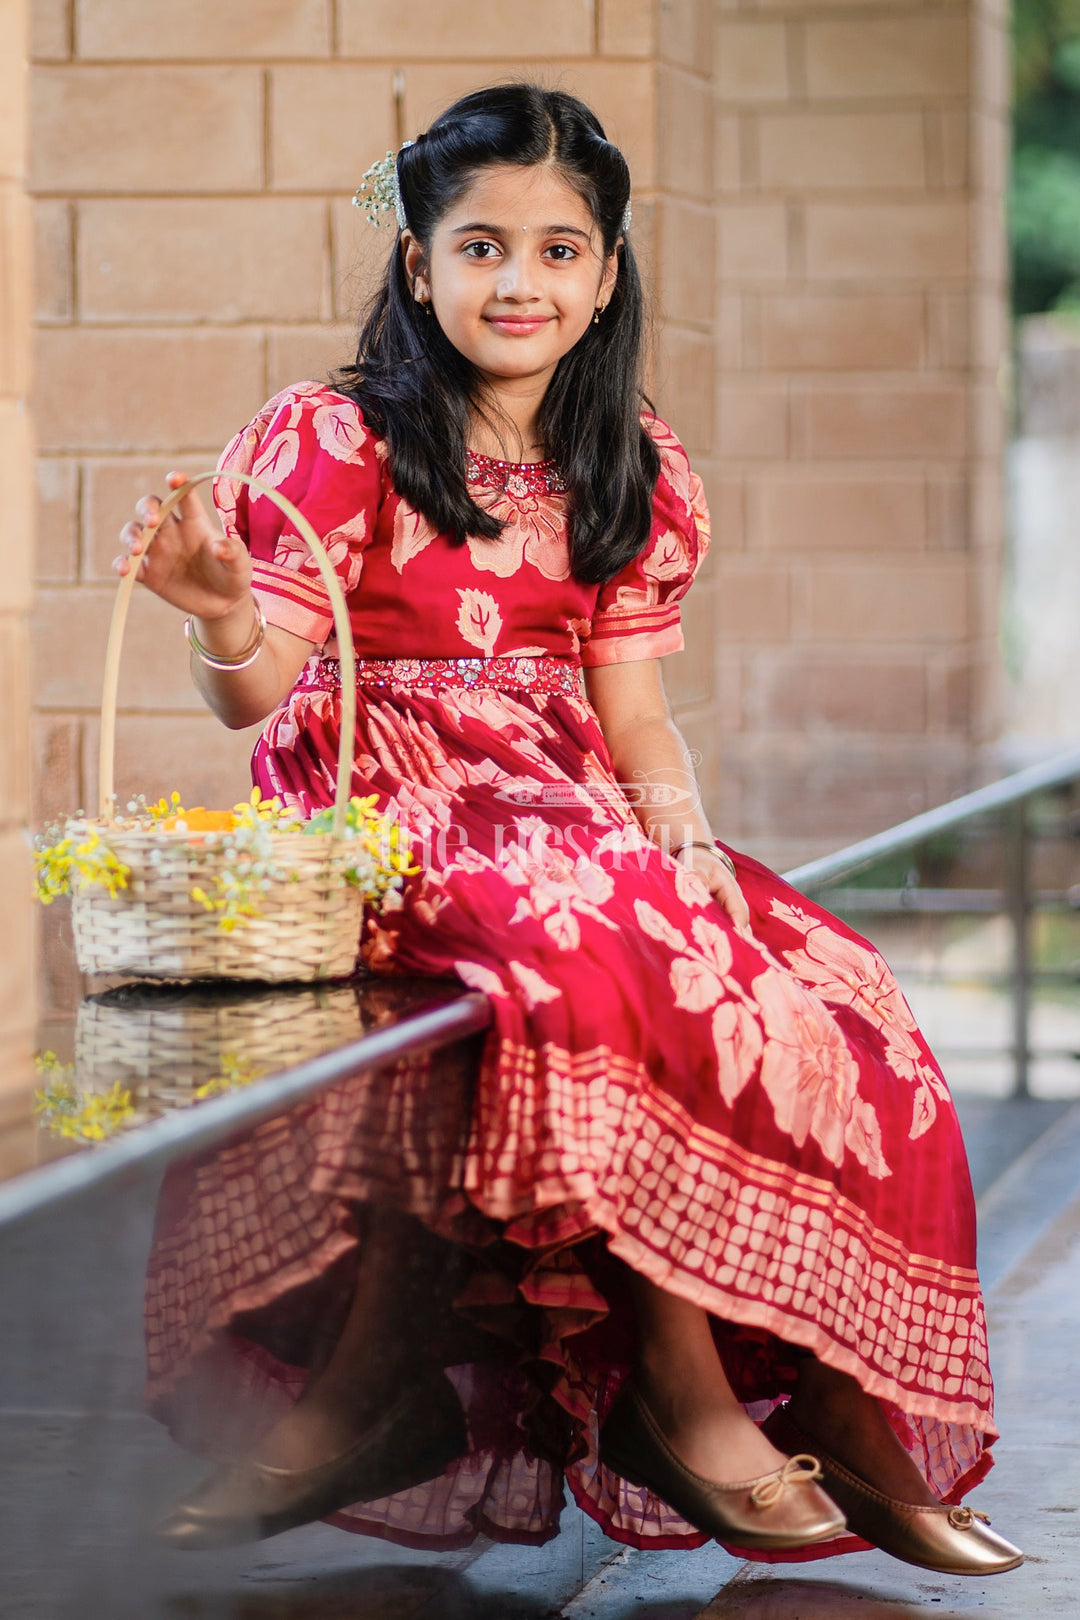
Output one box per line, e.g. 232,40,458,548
352,142,413,229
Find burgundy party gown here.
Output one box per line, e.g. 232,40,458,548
144,382,995,1559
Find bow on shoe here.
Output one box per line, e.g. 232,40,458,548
750,1454,825,1510
948,1506,992,1529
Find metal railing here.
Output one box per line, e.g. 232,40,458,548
783,746,1080,1099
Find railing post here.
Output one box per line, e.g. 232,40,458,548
1005,800,1032,1099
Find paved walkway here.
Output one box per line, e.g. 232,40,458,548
3,1102,1077,1618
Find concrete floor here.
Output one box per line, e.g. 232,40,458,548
2,1092,1078,1619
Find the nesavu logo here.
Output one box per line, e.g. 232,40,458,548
494,782,686,807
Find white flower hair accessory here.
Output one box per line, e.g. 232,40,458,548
352,140,414,229
621,199,632,235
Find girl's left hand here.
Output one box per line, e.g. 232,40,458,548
679,849,753,940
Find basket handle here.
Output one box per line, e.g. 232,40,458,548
99,470,357,838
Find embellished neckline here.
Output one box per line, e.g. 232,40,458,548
465,448,567,498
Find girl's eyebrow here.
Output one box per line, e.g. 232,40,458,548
450,222,592,241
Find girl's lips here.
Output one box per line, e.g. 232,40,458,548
485,317,553,336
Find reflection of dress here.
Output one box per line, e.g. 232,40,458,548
151,382,995,1556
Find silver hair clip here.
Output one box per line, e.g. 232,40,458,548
352,140,414,229
621,200,632,234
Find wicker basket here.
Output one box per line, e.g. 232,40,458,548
70,470,369,982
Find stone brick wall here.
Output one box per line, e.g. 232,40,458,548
1,0,35,1072
28,0,1009,869
710,0,1010,865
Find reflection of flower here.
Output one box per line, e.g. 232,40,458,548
34,1054,136,1143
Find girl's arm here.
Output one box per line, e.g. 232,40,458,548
584,659,752,936
117,472,316,730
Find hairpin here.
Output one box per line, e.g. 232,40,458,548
352,140,414,229
621,200,632,234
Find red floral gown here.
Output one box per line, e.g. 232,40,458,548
145,382,996,1559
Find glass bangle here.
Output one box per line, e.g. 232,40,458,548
184,601,266,671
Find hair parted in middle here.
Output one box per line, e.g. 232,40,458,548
331,82,661,587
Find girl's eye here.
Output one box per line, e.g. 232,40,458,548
545,243,579,262
462,240,500,260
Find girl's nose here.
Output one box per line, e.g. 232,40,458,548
497,252,540,302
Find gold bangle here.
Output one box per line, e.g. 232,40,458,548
184,601,266,671
669,840,737,880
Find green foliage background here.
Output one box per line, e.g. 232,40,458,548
1013,0,1080,312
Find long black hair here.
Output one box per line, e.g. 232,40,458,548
331,84,660,586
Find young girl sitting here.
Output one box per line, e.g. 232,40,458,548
119,84,1021,1576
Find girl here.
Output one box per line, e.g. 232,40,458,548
119,85,1020,1575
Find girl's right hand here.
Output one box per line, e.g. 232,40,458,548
115,471,253,621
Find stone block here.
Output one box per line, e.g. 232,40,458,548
715,20,789,104
266,324,356,397
927,291,970,370
658,198,715,326
338,0,593,58
657,328,714,458
793,561,968,642
0,191,32,396
31,713,81,826
658,67,712,198
31,66,263,193
78,199,331,323
758,112,926,192
658,0,712,73
599,0,654,56
926,473,968,550
402,64,657,191
0,399,34,611
803,385,967,460
804,18,968,100
270,65,395,192
31,0,70,60
81,711,263,816
33,199,71,322
330,196,395,322
805,202,968,280
81,456,224,582
0,830,35,1053
31,585,205,711
716,562,790,640
664,581,715,710
35,328,265,452
747,652,927,733
0,618,29,822
972,108,1007,199
716,113,741,195
700,467,746,550
758,293,924,371
76,0,332,58
37,457,79,581
718,202,787,281
938,108,969,190
0,1,28,184
753,474,926,551
718,382,788,460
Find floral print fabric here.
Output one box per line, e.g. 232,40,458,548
152,382,1003,1559
215,383,708,666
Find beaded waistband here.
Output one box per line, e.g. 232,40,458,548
308,655,584,697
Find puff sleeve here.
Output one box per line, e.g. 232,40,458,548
579,418,711,667
214,383,383,648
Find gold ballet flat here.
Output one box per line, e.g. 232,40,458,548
599,1383,847,1551
762,1405,1023,1576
